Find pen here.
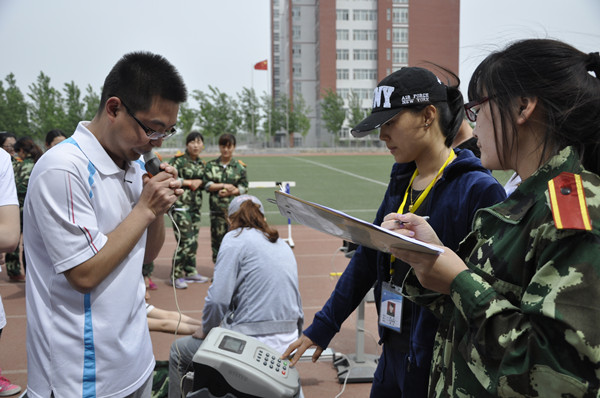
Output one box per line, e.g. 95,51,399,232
395,215,429,226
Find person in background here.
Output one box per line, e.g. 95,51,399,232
283,67,506,397
168,195,303,398
23,51,187,397
5,137,43,282
145,289,202,335
203,133,248,263
385,39,600,397
0,133,16,160
503,171,521,196
453,118,481,157
44,129,67,150
0,147,22,396
167,131,209,289
0,132,17,269
143,261,157,290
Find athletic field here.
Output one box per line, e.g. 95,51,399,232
192,153,512,227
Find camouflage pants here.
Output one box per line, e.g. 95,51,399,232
6,211,24,277
5,237,24,277
171,207,202,279
142,261,154,278
209,208,228,263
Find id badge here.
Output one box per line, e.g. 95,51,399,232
379,281,403,333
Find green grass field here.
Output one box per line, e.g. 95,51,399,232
187,153,513,227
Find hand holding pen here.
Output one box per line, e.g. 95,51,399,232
381,213,443,247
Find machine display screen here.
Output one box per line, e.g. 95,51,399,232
218,335,246,354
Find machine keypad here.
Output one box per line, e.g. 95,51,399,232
255,349,289,377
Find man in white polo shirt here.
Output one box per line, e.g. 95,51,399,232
23,52,187,397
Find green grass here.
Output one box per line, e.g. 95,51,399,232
183,153,511,227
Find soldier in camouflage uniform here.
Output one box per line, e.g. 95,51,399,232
386,39,600,397
167,131,209,289
203,133,248,263
6,137,42,281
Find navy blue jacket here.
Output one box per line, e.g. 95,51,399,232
304,149,507,372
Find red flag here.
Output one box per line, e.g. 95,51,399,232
254,60,268,70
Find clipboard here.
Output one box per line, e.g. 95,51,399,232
272,191,443,255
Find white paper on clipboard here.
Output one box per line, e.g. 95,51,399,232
273,191,443,255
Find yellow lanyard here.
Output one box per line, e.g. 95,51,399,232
398,149,456,215
390,149,456,268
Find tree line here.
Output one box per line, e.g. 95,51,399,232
0,72,368,146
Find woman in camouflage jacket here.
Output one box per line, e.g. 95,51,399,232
384,39,600,397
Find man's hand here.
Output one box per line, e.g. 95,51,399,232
281,334,323,367
140,163,182,216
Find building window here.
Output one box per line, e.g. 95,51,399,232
386,48,391,61
337,49,349,60
353,9,377,21
293,25,301,40
293,44,302,59
392,8,408,23
393,27,408,43
337,69,349,80
393,48,408,64
293,63,302,77
353,29,377,41
349,89,372,100
292,6,300,20
337,88,349,99
274,43,280,53
353,69,378,80
386,29,391,41
393,0,408,3
336,9,349,20
293,81,302,95
336,29,349,41
353,49,377,61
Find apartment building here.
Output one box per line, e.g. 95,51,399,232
271,0,459,147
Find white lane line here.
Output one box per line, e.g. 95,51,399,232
290,157,388,187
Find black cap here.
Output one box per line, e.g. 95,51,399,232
351,67,448,137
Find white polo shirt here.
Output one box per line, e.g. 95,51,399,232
24,122,154,397
0,148,18,330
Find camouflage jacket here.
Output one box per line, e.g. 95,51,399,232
404,146,600,397
204,156,248,212
169,151,205,210
13,156,35,208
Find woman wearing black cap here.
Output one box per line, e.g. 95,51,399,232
283,66,506,397
385,39,600,397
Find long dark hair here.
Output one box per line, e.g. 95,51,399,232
229,200,279,243
14,137,43,162
468,38,600,174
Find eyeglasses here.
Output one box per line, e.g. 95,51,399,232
464,97,490,122
120,100,176,140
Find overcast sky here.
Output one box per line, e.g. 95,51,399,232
0,0,598,101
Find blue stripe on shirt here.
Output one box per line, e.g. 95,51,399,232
65,138,96,198
82,293,96,397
